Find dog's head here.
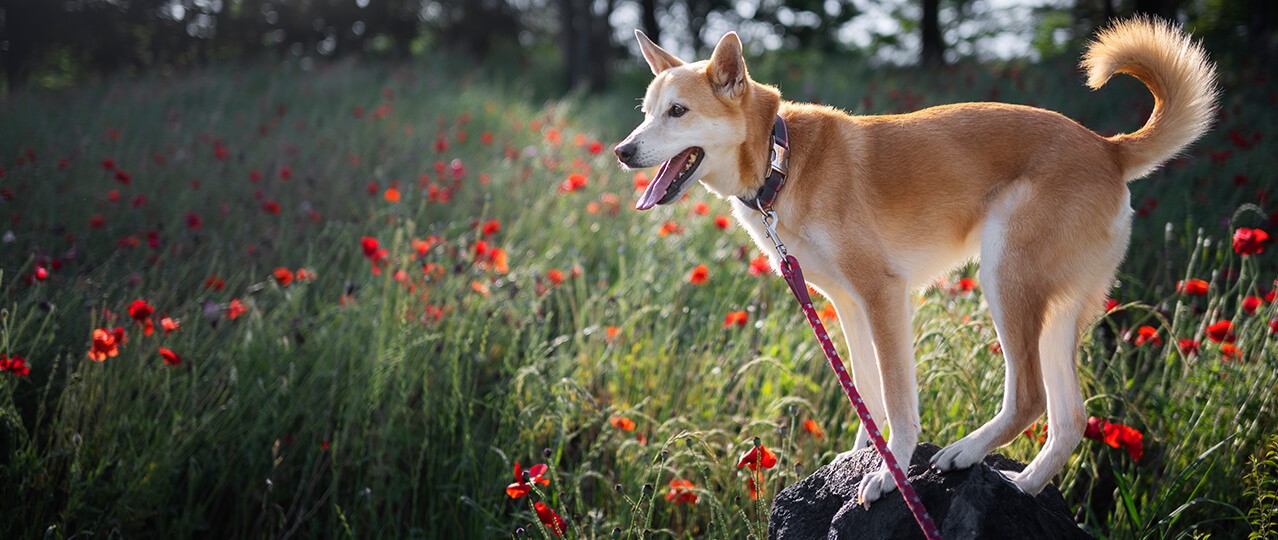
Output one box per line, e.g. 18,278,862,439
615,31,779,210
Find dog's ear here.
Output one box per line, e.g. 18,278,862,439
635,30,684,75
707,32,747,100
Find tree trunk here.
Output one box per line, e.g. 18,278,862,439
1132,0,1179,20
640,0,661,45
921,0,944,66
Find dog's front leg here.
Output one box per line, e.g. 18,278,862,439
856,286,920,507
824,290,888,453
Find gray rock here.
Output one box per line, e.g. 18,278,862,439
769,443,1093,540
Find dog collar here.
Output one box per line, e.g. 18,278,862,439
738,115,790,212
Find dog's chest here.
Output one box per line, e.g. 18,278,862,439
730,200,847,296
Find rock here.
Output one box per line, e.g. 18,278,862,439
769,443,1093,540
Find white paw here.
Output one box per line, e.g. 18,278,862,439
856,468,897,507
996,469,1045,496
930,438,988,472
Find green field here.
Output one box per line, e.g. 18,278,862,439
1,52,1276,538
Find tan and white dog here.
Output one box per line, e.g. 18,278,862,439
614,18,1216,505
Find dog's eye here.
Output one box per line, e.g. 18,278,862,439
668,104,688,118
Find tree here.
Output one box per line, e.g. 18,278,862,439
921,0,945,66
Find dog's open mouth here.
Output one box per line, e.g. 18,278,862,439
636,147,704,210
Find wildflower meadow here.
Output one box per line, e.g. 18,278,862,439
1,50,1277,539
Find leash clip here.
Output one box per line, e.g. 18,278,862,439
760,209,788,258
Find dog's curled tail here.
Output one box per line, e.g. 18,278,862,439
1082,16,1218,181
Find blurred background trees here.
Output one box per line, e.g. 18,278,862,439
1,0,1274,92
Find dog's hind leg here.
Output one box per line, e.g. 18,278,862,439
933,184,1048,473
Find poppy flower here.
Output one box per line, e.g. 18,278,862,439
588,140,604,155
205,275,226,291
273,267,295,286
227,298,247,320
1220,343,1241,360
1132,325,1161,346
1206,320,1235,343
664,479,699,505
604,326,620,343
820,303,838,323
746,477,760,500
1023,422,1048,444
88,327,126,361
481,219,501,236
534,502,566,536
480,131,493,145
102,157,116,170
1083,416,1105,440
33,265,48,281
723,310,748,328
0,354,30,377
658,221,683,237
161,317,180,335
1177,338,1200,356
803,419,824,439
1177,278,1209,296
1102,421,1144,461
129,300,155,336
953,277,978,294
559,173,587,193
546,269,565,286
159,347,181,366
1232,228,1269,256
384,188,401,203
505,462,550,499
1242,295,1264,315
296,268,316,282
748,254,771,276
262,200,281,214
1104,298,1120,312
714,215,730,229
634,172,650,191
609,416,636,431
688,265,708,285
736,444,778,471
279,166,292,180
692,202,709,215
360,237,389,274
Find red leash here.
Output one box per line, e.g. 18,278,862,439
761,211,943,540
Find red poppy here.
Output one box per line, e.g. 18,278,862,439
723,310,748,328
296,268,316,282
1132,325,1161,346
481,219,501,236
279,166,292,180
714,215,730,229
159,347,181,366
688,265,708,285
0,354,30,377
262,200,281,214
129,299,155,336
1177,338,1200,356
664,479,699,505
737,444,778,471
1102,421,1144,461
956,277,978,293
505,462,550,499
360,237,389,274
160,317,180,335
546,269,565,286
205,275,226,291
273,267,295,286
746,477,760,500
480,131,493,145
634,172,650,191
384,188,401,203
749,254,771,276
102,157,116,170
88,327,126,361
1271,319,1278,334
1242,295,1264,315
692,202,709,215
803,419,824,439
604,326,620,343
227,298,247,320
559,173,588,193
588,140,604,155
609,416,636,431
1177,278,1209,296
114,169,131,185
534,502,566,536
1232,227,1269,256
1104,298,1120,312
658,221,683,237
1206,320,1235,343
1221,343,1241,360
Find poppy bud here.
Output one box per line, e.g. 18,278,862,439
642,483,653,494
612,527,622,538
542,447,552,458
515,527,525,536
753,436,761,448
614,483,623,493
660,450,669,460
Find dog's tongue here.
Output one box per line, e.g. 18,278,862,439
636,149,692,211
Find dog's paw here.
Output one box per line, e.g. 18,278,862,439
856,468,897,507
996,469,1046,496
930,438,988,472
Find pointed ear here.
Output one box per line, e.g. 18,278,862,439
635,30,684,75
707,32,747,99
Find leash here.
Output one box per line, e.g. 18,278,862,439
751,115,943,540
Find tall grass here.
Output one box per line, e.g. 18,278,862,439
0,53,1274,538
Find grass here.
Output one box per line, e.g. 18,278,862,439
0,50,1275,539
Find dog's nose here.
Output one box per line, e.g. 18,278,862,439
614,142,637,164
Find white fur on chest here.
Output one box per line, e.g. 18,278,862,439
729,199,853,300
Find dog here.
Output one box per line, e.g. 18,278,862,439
614,18,1216,505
